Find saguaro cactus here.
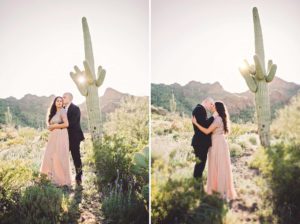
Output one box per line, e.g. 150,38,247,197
239,7,277,147
70,17,106,141
5,106,13,126
169,91,177,113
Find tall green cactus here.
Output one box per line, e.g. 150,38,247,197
70,17,106,141
169,91,177,113
239,7,277,147
5,106,13,127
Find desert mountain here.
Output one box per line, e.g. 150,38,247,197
151,77,300,122
0,88,144,130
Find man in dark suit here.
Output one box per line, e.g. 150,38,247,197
63,92,85,185
191,97,215,180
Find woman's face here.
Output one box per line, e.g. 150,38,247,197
211,104,216,113
55,97,63,108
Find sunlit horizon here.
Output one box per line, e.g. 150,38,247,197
152,0,300,93
0,0,149,105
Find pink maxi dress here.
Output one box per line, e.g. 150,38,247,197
206,116,237,200
40,109,71,186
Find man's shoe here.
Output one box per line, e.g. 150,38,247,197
76,179,82,186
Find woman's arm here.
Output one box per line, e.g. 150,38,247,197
192,116,217,135
48,111,69,130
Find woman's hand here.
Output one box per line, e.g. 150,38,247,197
192,116,198,125
48,124,57,131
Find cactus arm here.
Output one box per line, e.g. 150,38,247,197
83,61,95,84
267,60,273,73
253,54,266,80
239,68,258,92
253,7,265,67
70,71,88,96
95,66,106,87
266,63,277,82
82,17,95,76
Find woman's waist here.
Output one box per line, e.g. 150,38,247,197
51,128,68,132
212,132,225,137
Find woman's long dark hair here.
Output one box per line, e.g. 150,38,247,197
215,101,230,134
48,96,63,124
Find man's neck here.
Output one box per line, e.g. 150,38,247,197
201,103,207,110
65,102,72,108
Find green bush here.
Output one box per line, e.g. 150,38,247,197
151,178,228,224
251,143,300,223
104,96,149,148
229,143,243,157
131,147,149,209
248,135,258,145
272,93,300,142
0,160,34,223
94,95,149,223
102,181,148,224
94,136,133,188
20,182,63,224
94,136,149,224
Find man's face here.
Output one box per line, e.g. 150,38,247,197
205,101,215,113
209,103,216,113
63,94,70,106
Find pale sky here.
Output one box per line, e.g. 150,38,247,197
0,0,148,104
152,0,300,93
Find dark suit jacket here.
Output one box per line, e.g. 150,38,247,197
191,104,214,148
67,103,84,143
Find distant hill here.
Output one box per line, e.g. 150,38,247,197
151,77,300,122
0,88,146,130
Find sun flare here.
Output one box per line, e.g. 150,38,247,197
78,76,86,84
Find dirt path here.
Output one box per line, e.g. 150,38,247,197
66,144,104,224
230,145,262,223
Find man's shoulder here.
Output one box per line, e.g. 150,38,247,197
193,104,204,112
70,103,80,110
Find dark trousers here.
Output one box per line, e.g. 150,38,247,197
70,140,82,181
193,145,209,178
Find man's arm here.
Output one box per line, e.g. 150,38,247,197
205,116,214,128
193,106,207,127
68,106,81,129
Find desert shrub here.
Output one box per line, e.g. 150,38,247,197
251,143,300,223
0,160,34,223
104,96,148,148
272,93,300,142
102,180,148,224
131,147,149,209
20,181,63,224
228,123,256,141
18,127,37,141
151,178,228,224
94,136,149,224
94,96,149,224
94,136,133,188
229,142,243,157
248,135,258,145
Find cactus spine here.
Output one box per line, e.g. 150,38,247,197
239,7,277,147
169,91,177,113
5,106,13,126
70,17,106,141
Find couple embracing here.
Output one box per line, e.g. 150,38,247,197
40,92,84,187
191,98,237,200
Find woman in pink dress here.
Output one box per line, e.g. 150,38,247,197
192,101,236,200
40,96,71,187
